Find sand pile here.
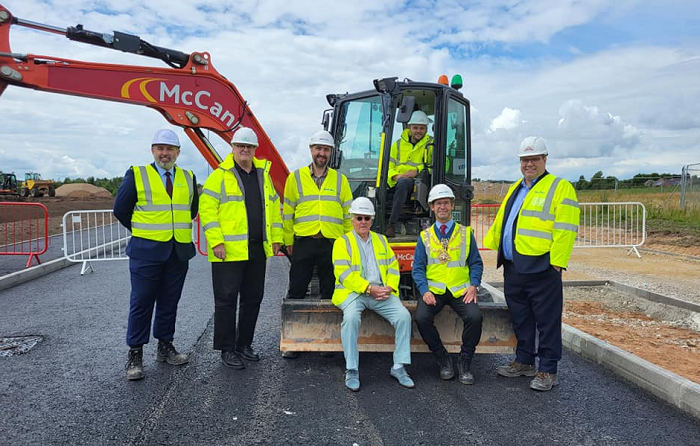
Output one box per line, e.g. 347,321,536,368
55,183,113,199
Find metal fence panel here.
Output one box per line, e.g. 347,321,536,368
472,202,646,256
62,210,130,274
0,202,49,267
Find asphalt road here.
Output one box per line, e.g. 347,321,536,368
1,255,699,446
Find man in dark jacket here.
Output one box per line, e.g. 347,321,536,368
114,129,199,381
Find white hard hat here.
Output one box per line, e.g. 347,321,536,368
518,136,548,157
309,130,334,147
349,197,375,216
231,126,259,147
152,129,180,147
407,110,433,126
428,184,455,204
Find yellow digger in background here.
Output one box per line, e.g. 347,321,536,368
21,172,56,197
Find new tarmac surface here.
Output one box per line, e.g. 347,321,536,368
1,255,699,445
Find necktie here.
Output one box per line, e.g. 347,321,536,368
165,172,173,198
440,224,447,236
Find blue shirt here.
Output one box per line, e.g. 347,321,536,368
412,221,483,296
153,164,175,189
503,177,540,261
353,230,382,286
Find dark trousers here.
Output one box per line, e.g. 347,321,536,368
212,243,267,351
127,252,189,347
503,261,563,374
286,236,334,300
388,177,414,226
415,290,483,358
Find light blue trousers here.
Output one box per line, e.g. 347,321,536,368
338,294,412,371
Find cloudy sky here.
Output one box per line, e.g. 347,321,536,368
1,0,699,184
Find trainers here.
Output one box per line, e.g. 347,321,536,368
385,225,396,238
390,366,415,389
282,351,299,359
221,350,246,369
530,372,559,391
126,348,144,381
457,354,474,385
496,360,537,378
434,349,454,380
156,340,189,365
345,369,360,391
235,345,260,362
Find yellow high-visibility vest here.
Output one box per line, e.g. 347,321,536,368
199,154,283,261
387,129,433,187
331,231,400,306
282,167,352,246
484,174,579,268
423,224,472,296
131,165,193,243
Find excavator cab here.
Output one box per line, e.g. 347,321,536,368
279,77,516,355
328,78,473,247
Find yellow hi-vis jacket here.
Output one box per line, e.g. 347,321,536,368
387,129,433,187
131,165,194,243
331,231,400,307
422,224,473,296
483,173,580,268
282,167,352,246
199,154,283,261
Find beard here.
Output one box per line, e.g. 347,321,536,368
154,157,176,170
313,156,328,169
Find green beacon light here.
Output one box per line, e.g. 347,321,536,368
450,74,463,90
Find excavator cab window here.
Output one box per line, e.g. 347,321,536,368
443,96,471,225
336,95,383,195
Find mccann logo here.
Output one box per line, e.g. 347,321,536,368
120,77,237,127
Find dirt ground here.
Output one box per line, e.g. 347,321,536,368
3,195,700,384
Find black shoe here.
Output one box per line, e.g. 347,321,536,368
235,345,260,362
156,340,188,365
458,354,475,385
434,349,454,380
221,350,245,369
126,348,144,381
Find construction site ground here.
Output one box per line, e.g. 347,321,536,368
6,195,700,385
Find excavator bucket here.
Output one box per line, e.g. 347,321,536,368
280,298,516,354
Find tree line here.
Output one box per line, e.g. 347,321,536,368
572,171,688,190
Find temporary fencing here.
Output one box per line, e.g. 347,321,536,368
0,202,49,267
471,202,646,256
62,210,130,274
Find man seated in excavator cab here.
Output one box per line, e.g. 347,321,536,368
385,110,433,238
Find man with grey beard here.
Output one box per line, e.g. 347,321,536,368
114,129,199,381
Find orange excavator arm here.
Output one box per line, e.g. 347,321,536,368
0,3,289,195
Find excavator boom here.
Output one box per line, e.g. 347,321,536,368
0,4,289,194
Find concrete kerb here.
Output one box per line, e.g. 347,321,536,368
483,280,700,421
0,237,128,292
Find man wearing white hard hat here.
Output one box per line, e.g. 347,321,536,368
114,129,199,381
385,110,434,237
281,130,353,358
332,197,414,391
199,126,283,369
484,136,579,391
412,184,483,385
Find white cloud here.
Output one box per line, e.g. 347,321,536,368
488,107,524,132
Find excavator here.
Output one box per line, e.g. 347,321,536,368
0,3,515,354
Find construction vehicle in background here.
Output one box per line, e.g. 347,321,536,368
20,172,55,197
0,170,19,197
0,3,515,354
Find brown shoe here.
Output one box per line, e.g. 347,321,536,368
496,360,537,377
530,372,559,391
385,225,396,238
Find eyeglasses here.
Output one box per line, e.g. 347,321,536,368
354,216,372,222
520,156,543,165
